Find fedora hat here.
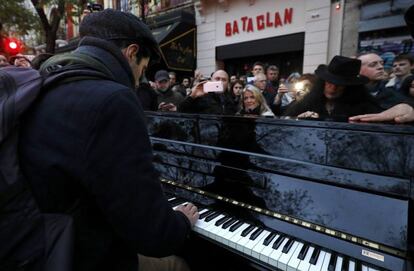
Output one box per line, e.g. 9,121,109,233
315,55,369,86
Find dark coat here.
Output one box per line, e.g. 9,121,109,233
19,37,191,271
284,78,383,121
155,87,185,108
178,91,238,115
368,80,410,110
135,82,158,111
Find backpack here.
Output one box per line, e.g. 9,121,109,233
0,65,108,271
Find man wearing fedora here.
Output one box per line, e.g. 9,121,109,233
284,55,382,120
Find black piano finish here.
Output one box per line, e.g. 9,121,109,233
145,112,414,270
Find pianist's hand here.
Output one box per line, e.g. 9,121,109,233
349,103,414,123
175,203,199,228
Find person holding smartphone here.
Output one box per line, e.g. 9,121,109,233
154,70,184,112
178,70,238,115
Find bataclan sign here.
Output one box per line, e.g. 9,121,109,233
224,7,294,37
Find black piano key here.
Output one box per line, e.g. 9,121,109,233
215,215,231,226
341,256,349,271
170,198,185,206
249,227,264,240
204,211,221,222
328,253,337,271
282,238,295,253
309,247,321,265
222,218,237,229
198,209,209,215
297,243,309,260
229,221,244,232
355,260,362,271
240,225,255,237
263,232,276,246
199,210,214,220
272,235,285,249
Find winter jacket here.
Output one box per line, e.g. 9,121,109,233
19,37,191,271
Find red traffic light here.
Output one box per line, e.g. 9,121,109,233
3,37,23,55
9,41,18,49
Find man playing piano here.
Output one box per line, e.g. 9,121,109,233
19,9,199,271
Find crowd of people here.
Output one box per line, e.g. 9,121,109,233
2,42,414,124
137,53,414,123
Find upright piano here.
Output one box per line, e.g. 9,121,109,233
146,112,414,271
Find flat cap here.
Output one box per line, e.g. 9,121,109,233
154,70,170,82
79,9,161,61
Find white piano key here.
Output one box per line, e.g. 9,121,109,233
361,266,369,271
220,221,244,246
320,252,331,271
167,197,176,201
197,207,207,214
251,230,272,259
194,212,215,235
334,256,343,271
172,201,189,210
210,221,233,243
236,226,257,252
244,230,269,256
367,268,379,271
278,241,300,270
286,242,304,271
203,214,226,239
309,251,326,271
297,246,315,271
348,260,355,271
268,237,289,267
259,234,281,263
228,223,251,249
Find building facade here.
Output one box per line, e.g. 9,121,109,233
195,0,345,78
343,0,413,71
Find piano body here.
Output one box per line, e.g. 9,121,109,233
146,112,414,271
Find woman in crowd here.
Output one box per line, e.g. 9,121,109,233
229,80,244,108
284,55,382,121
238,85,274,117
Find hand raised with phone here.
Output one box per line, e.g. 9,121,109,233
190,80,224,99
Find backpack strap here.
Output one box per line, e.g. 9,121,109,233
43,67,110,88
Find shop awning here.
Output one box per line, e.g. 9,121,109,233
151,21,196,72
216,32,305,60
148,9,196,72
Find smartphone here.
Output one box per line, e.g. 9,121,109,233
247,77,255,84
203,81,224,93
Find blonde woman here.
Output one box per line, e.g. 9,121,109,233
238,85,275,117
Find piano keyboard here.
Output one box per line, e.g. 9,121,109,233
168,197,382,271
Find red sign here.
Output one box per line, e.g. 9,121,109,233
225,8,293,37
